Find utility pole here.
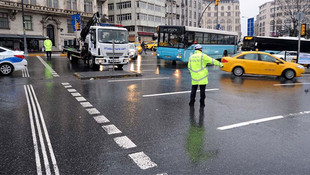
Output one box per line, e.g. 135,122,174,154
198,1,213,28
21,0,28,54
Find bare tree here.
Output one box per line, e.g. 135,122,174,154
278,0,310,36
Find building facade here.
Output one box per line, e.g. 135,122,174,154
108,0,166,42
0,0,108,52
256,0,310,37
165,0,204,27
202,0,241,37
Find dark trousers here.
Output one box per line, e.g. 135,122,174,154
189,85,206,105
46,51,51,60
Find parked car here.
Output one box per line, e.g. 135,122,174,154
0,46,27,75
128,43,138,59
221,51,305,80
272,51,297,62
133,42,142,54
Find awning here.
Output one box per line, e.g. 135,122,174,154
0,34,45,40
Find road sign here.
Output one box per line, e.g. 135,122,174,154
296,12,305,21
71,14,81,31
247,18,254,36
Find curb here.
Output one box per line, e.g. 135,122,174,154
26,53,67,57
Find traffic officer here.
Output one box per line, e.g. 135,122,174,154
188,44,223,107
44,36,52,60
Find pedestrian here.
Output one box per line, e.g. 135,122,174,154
44,36,52,60
141,41,147,55
188,44,223,107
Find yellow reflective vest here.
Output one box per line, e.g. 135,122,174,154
44,39,52,51
188,50,222,85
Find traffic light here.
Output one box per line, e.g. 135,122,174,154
301,24,306,37
215,0,220,6
76,22,80,31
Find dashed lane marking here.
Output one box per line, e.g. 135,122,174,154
62,82,70,86
64,85,72,88
218,111,310,131
71,93,81,97
143,88,220,97
80,102,93,108
102,124,122,135
67,89,77,93
114,136,137,149
129,152,158,170
93,115,110,124
85,108,100,115
75,97,86,102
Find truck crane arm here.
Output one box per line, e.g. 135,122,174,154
80,12,100,42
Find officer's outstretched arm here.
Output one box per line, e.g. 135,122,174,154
204,55,223,68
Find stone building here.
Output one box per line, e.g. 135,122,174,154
0,0,108,52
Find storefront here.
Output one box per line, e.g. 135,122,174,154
0,34,45,52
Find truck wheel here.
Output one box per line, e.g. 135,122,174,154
88,56,98,70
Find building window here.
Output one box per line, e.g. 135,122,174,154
117,13,132,22
47,0,58,8
84,1,93,13
25,0,36,5
109,15,114,23
137,13,147,21
108,3,114,10
221,6,224,11
148,3,154,11
148,15,154,21
228,6,231,10
207,12,211,17
0,13,9,29
125,26,135,32
24,15,32,30
67,19,74,33
117,1,131,9
137,1,147,9
66,0,77,10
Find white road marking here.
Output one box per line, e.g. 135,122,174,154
143,88,220,97
102,124,122,135
218,111,310,131
64,85,72,88
24,86,42,175
80,102,93,108
156,173,168,175
75,97,86,102
71,92,81,97
29,85,60,175
93,115,110,124
114,136,137,149
22,68,30,77
36,56,59,77
86,108,100,115
26,67,30,77
62,82,70,85
274,83,310,86
26,85,51,175
67,89,77,93
108,77,170,82
129,152,158,170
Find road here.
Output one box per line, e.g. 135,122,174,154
1,53,310,174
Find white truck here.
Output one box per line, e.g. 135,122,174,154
63,12,130,70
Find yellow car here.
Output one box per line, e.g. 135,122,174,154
146,41,157,50
221,51,305,80
133,42,142,53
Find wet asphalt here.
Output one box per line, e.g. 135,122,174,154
1,52,310,174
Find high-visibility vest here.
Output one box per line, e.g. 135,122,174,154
44,39,52,51
188,50,222,85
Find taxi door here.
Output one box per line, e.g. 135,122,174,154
238,53,260,74
258,54,284,76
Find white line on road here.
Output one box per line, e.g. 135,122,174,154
114,136,137,149
71,92,81,97
36,56,59,77
108,77,170,82
75,97,86,102
24,86,42,175
22,68,30,77
129,152,158,170
218,111,310,131
62,82,70,85
102,124,122,135
86,108,100,115
143,88,220,97
274,83,310,86
68,89,77,93
80,102,93,108
29,85,60,175
64,85,72,88
93,115,110,124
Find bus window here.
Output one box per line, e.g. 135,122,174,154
223,35,230,44
203,33,211,44
210,34,218,44
186,32,195,47
218,35,224,44
229,36,235,45
195,32,203,44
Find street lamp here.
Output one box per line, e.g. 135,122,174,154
198,1,214,28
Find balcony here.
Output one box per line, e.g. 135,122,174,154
0,0,94,18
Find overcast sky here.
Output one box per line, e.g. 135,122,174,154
239,0,272,37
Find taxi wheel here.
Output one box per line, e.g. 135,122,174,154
283,69,295,80
0,63,13,75
233,66,244,77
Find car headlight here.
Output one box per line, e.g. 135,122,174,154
297,65,304,69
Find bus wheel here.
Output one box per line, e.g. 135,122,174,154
223,50,228,56
172,60,176,65
283,69,295,80
233,66,244,77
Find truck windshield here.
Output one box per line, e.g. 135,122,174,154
98,29,128,44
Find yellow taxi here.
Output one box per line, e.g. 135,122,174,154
146,41,157,50
133,42,142,54
221,51,305,80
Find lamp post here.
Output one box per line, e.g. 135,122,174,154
198,1,213,28
21,0,28,54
